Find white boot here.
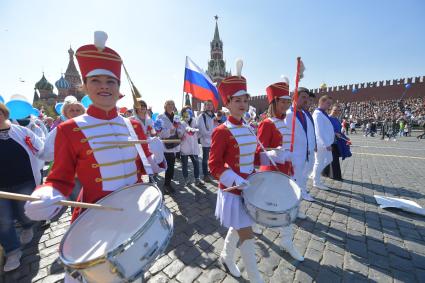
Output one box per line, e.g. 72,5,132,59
219,228,241,277
239,239,264,283
280,225,304,261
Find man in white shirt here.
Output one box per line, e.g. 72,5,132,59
197,100,216,183
311,95,335,190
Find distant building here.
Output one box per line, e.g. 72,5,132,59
33,47,83,105
191,16,231,111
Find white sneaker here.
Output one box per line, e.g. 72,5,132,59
301,191,315,202
313,183,329,191
3,250,22,272
20,228,34,245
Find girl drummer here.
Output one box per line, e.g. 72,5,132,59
255,79,304,261
208,60,264,283
24,31,165,283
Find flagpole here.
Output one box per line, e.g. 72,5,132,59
182,56,188,110
290,57,302,153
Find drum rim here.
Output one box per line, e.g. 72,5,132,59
59,182,163,269
126,208,174,281
243,171,301,214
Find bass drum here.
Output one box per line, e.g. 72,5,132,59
59,183,173,283
242,171,301,227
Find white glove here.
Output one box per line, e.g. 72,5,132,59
262,148,292,164
185,126,199,133
219,169,250,189
276,149,292,162
24,186,65,221
148,137,165,164
147,155,167,174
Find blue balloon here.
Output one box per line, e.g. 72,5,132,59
0,95,4,104
55,103,64,115
153,119,163,131
187,109,194,119
6,100,34,119
32,108,40,117
352,88,358,94
151,112,159,121
81,95,93,108
405,83,411,89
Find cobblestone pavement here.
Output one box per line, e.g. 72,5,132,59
1,135,425,283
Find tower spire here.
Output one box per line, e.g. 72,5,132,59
213,15,220,41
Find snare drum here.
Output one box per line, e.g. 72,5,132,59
59,183,173,283
242,171,301,228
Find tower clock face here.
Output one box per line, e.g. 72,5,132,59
209,61,214,67
220,61,225,68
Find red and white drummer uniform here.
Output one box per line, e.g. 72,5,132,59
209,76,260,230
256,81,304,262
24,32,165,223
257,82,293,176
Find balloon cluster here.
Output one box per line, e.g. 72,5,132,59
173,114,181,128
151,113,159,121
6,94,34,120
81,95,93,108
153,119,163,132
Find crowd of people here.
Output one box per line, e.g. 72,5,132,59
0,31,422,283
333,98,425,140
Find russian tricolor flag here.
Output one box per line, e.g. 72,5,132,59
184,56,219,109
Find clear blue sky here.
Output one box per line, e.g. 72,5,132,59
1,0,424,112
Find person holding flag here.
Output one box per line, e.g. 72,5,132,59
256,77,304,261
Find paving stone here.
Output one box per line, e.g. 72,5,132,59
343,253,368,277
175,266,202,283
195,267,226,283
315,268,342,282
368,267,393,283
294,267,315,283
149,271,170,283
163,259,185,278
389,254,414,272
2,136,425,283
149,255,173,275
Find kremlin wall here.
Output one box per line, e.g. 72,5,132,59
248,76,425,114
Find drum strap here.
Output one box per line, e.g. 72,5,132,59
124,118,153,175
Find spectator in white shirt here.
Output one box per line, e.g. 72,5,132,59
196,100,216,183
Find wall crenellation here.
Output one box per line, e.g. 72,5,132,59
249,75,425,113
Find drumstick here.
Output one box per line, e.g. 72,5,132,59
0,191,123,212
93,139,181,145
222,177,265,192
